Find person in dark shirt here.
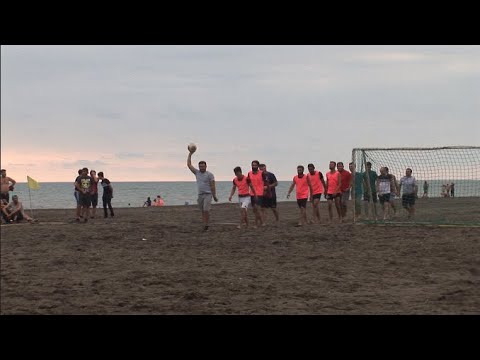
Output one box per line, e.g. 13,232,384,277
75,167,93,222
259,164,279,224
98,171,114,218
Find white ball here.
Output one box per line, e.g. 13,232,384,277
188,143,197,152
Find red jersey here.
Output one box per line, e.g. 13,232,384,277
338,169,352,192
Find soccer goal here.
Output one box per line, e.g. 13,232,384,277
351,146,480,226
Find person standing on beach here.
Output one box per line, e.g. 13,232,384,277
1,169,16,203
248,160,265,227
75,167,93,222
398,168,418,220
187,146,218,231
74,169,82,220
306,163,327,224
349,162,363,220
229,166,256,229
89,170,99,219
422,181,429,198
376,167,396,221
98,172,114,218
362,162,378,220
325,161,342,223
450,183,455,197
337,162,352,221
385,167,399,216
259,163,279,224
286,165,310,227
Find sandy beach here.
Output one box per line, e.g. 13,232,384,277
1,198,479,314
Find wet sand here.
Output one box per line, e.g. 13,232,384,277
1,198,479,314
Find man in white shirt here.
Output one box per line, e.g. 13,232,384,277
398,168,418,220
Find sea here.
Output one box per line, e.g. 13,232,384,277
8,180,480,209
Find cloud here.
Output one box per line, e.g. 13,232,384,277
2,45,479,182
61,160,109,169
115,153,147,159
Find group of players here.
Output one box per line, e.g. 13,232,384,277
73,168,114,222
187,146,419,230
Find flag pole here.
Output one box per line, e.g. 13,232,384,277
27,176,35,219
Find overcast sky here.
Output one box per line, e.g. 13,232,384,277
1,45,479,182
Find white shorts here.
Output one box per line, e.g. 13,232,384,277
198,193,212,212
239,196,251,209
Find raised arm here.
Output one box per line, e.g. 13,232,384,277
187,151,197,174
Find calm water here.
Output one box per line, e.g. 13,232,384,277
8,180,480,209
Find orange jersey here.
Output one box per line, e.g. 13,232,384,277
307,171,324,195
248,171,264,196
233,175,250,196
294,175,309,199
326,171,340,194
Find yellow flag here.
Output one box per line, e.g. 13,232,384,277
27,175,40,190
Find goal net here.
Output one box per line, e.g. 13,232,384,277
351,146,480,225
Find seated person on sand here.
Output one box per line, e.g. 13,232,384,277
441,184,447,197
5,195,36,223
143,197,152,207
1,199,10,224
153,195,165,207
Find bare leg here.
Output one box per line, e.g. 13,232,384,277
202,211,210,230
301,207,307,225
272,208,279,222
327,199,334,223
334,197,342,222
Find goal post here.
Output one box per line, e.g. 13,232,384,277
351,146,480,225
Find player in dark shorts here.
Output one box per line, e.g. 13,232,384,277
75,167,93,222
287,165,310,226
248,160,265,227
89,170,99,218
98,171,114,218
362,161,378,220
325,161,342,223
306,163,327,224
259,164,279,224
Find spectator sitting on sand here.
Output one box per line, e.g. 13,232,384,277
5,195,36,223
143,197,152,207
153,195,165,206
1,199,10,224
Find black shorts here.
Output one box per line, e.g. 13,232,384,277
378,193,391,204
79,193,92,207
326,193,340,200
297,198,308,208
91,193,99,207
251,195,264,207
312,193,322,200
402,194,416,208
1,192,9,203
262,196,277,208
363,192,378,203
